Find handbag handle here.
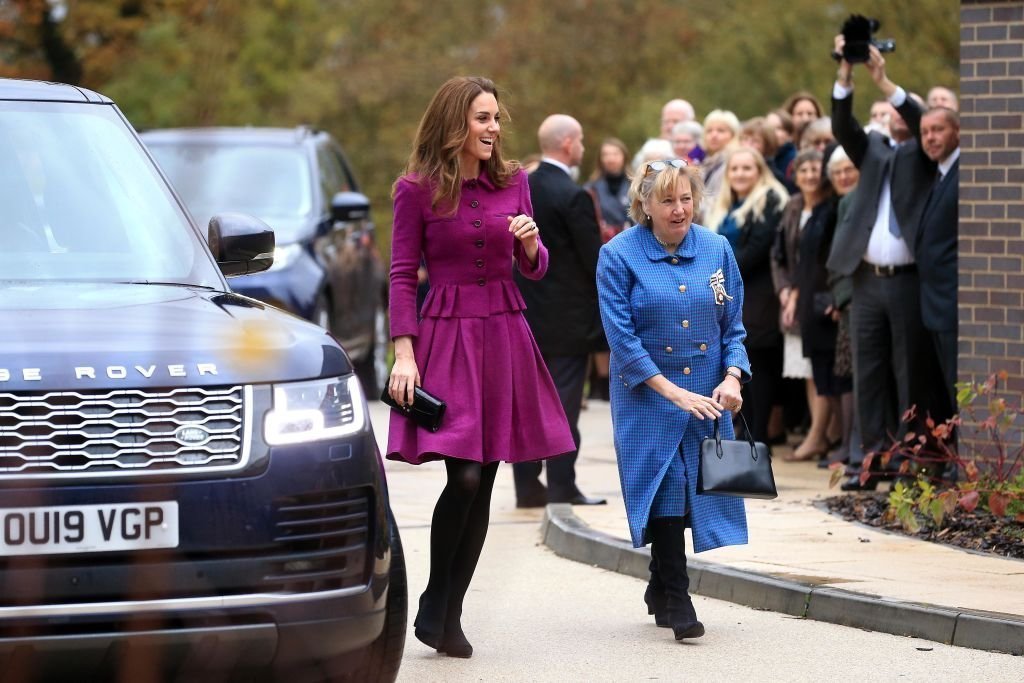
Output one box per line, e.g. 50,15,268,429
712,412,760,462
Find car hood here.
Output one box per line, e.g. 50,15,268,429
0,283,351,391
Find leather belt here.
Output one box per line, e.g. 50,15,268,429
859,261,917,277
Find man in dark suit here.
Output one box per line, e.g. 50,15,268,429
825,37,940,490
914,107,960,416
514,114,606,507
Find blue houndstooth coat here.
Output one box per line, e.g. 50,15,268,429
597,224,751,551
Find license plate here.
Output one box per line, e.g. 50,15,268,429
1,502,179,557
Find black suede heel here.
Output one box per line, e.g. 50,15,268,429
413,591,446,650
438,620,473,658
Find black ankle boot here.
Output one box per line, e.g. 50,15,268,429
649,517,704,640
439,606,473,658
644,546,669,627
413,589,447,650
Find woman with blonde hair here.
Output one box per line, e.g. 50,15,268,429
699,109,741,204
597,158,749,640
705,147,789,443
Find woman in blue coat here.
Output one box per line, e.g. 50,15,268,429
597,159,750,641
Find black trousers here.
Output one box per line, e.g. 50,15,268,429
513,354,587,502
932,328,957,422
741,343,783,443
850,268,940,461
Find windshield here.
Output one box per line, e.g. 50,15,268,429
0,101,221,286
146,142,313,229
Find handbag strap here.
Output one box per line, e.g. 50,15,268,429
713,413,760,461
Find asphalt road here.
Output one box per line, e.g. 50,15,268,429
392,519,1023,682
372,403,1024,683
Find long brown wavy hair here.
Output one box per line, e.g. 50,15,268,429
395,76,520,213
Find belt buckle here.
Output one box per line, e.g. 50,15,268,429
872,263,894,276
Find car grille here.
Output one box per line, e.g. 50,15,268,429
0,386,250,478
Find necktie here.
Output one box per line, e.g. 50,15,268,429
888,198,900,238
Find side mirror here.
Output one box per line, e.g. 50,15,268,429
331,191,371,222
208,212,275,278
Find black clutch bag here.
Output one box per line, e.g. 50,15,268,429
380,384,447,433
697,413,778,500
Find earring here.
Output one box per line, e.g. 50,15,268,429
646,215,651,221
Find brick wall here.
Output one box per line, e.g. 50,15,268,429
959,1,1024,453
958,0,1024,458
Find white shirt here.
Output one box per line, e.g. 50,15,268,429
540,156,572,177
939,147,960,178
833,83,913,266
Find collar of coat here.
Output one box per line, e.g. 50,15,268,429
642,224,698,262
461,168,499,190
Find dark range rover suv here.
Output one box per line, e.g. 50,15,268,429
0,79,405,681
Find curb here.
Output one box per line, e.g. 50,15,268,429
541,504,1024,656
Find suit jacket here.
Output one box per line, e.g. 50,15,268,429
516,162,603,355
826,93,936,276
915,159,959,332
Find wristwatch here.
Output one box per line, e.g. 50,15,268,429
725,368,742,381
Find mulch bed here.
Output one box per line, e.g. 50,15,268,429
824,493,1024,561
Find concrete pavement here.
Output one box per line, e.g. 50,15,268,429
542,399,1024,656
370,399,1024,657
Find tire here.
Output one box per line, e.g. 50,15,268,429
332,508,407,683
354,305,389,397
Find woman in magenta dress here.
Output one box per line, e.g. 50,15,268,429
386,76,574,658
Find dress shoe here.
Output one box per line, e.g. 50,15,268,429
839,472,879,492
515,493,548,509
818,457,848,470
550,493,607,505
515,483,549,509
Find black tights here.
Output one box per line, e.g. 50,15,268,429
423,459,499,627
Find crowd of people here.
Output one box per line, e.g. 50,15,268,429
521,40,959,492
383,34,959,655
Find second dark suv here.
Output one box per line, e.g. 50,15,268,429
141,126,390,394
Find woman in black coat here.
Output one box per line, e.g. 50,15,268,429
801,144,858,465
704,147,790,442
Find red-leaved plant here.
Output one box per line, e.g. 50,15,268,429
829,371,1024,528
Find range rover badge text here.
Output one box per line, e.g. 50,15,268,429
0,364,218,382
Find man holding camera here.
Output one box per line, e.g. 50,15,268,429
826,33,940,491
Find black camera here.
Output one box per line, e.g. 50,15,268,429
835,14,895,63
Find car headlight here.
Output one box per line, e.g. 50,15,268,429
267,243,304,272
264,375,367,445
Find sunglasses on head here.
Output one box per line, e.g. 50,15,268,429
644,158,689,175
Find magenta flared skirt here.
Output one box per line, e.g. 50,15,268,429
385,311,575,465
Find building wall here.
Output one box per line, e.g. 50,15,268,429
959,1,1024,394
